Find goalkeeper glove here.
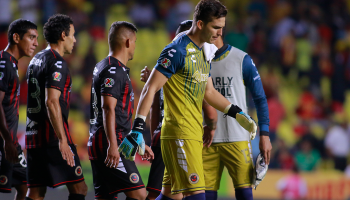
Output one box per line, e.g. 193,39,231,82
226,104,257,140
118,118,145,161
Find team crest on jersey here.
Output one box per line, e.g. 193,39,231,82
161,58,171,68
0,175,8,185
52,72,62,81
0,72,4,80
104,78,114,87
75,166,83,176
129,173,139,183
189,173,199,184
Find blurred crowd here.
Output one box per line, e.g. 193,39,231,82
0,0,349,173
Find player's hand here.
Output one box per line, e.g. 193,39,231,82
203,125,215,148
140,66,151,82
236,111,257,140
141,145,154,162
59,140,75,167
105,143,120,168
259,135,272,165
3,138,18,163
118,130,145,161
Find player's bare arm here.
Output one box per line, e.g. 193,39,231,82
202,99,217,147
140,66,159,136
0,91,18,163
136,69,168,117
45,88,75,167
204,77,257,137
101,95,120,168
259,135,272,165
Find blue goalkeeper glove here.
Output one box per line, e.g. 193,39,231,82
118,118,145,161
226,105,257,140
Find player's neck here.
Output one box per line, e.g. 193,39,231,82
187,28,205,48
49,43,65,57
4,44,21,60
109,51,128,66
213,39,224,49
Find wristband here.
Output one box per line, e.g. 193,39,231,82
226,104,242,119
132,117,145,132
260,131,269,137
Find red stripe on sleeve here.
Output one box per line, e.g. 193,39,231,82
63,75,70,101
9,79,17,105
121,82,129,112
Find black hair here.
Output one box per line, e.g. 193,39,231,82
193,0,227,24
175,20,193,35
8,19,37,45
108,21,138,49
43,14,73,44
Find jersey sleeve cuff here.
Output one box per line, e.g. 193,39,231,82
101,92,119,99
155,64,172,78
259,124,269,133
45,85,63,92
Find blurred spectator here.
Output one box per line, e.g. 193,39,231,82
18,0,38,23
276,165,308,200
324,113,350,171
166,0,193,36
129,1,156,28
295,139,321,171
270,139,295,170
225,20,249,51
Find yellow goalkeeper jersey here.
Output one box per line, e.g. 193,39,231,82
154,34,211,142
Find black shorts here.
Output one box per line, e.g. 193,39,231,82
91,154,145,199
146,146,164,194
26,144,84,188
0,145,27,193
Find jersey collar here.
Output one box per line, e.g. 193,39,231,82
185,35,202,50
213,44,231,60
1,50,18,64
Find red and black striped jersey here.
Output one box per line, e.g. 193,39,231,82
0,51,20,148
25,49,73,149
88,56,134,160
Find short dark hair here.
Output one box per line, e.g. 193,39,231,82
176,20,193,35
193,0,227,24
108,21,138,49
43,14,73,44
8,19,37,45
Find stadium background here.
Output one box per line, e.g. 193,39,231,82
1,0,350,199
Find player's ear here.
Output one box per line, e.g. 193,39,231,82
197,20,204,30
61,31,66,41
12,33,20,44
125,38,130,48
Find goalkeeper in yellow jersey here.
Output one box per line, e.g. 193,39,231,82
119,1,257,200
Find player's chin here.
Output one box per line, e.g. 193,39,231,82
211,37,218,42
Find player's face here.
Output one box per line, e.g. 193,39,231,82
202,17,225,44
128,33,136,61
64,24,76,54
18,29,39,57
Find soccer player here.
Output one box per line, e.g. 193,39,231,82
119,1,257,200
0,19,38,200
140,20,219,200
202,32,272,200
25,14,87,200
88,21,153,200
